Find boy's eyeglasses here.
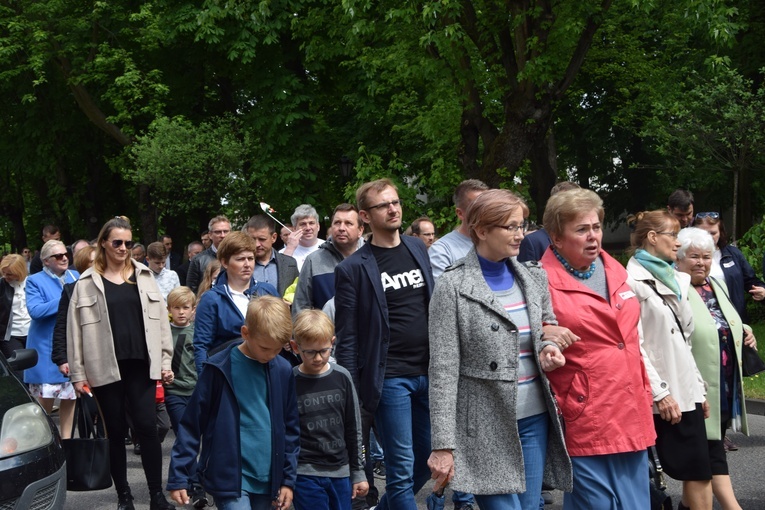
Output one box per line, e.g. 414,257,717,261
695,212,720,221
110,239,134,249
299,347,332,359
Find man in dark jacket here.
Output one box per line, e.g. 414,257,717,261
335,178,434,510
243,215,299,297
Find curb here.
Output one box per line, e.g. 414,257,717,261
746,398,765,416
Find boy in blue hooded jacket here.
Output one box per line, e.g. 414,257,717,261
167,295,300,510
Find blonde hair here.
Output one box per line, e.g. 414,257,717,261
465,189,529,245
356,178,397,211
40,239,66,261
73,245,96,274
0,254,27,281
167,286,196,308
197,260,221,299
293,310,334,346
245,295,292,346
543,189,604,240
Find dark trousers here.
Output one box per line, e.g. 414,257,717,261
93,359,163,494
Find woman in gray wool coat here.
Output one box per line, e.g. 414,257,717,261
428,189,574,510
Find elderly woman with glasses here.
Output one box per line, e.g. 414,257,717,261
676,227,753,510
68,217,175,510
428,189,572,510
693,212,765,324
626,211,712,509
539,188,655,509
24,240,79,438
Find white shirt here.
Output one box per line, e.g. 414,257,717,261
279,239,324,271
10,280,31,337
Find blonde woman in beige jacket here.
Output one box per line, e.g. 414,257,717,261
67,217,174,510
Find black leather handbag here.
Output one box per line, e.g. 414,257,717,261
742,344,765,377
62,395,112,491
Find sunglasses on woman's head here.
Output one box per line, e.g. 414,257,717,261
46,253,67,261
110,239,134,249
695,212,720,221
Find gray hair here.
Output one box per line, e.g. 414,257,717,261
41,239,66,261
677,227,715,260
291,204,319,226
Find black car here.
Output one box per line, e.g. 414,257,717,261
0,349,66,509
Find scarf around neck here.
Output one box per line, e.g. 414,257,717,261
634,248,680,299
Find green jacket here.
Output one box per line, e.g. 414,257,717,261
688,277,748,439
167,323,197,397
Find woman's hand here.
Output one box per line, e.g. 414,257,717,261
73,380,92,397
161,370,175,385
58,363,70,376
749,285,765,301
744,328,757,349
702,400,710,419
541,325,581,351
539,345,565,372
428,449,454,492
657,395,682,424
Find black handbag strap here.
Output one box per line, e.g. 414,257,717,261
70,396,96,439
646,281,686,338
171,333,187,375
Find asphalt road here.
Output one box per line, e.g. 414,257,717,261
63,411,765,509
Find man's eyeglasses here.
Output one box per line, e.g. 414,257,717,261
367,199,403,211
299,347,332,359
494,221,529,233
110,239,134,249
46,253,67,261
211,229,230,236
695,212,720,221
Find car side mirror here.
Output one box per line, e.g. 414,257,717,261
7,349,38,371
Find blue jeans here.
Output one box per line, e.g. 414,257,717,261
216,491,273,510
563,450,649,510
293,475,351,510
373,376,432,510
474,413,549,510
165,394,201,487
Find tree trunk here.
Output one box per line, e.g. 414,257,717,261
528,130,559,220
137,184,157,245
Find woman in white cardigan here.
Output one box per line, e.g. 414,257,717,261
626,210,711,510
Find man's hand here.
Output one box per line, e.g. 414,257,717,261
274,486,293,509
352,481,369,499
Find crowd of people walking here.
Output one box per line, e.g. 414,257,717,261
1,182,762,510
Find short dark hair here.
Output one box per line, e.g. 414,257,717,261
667,189,694,210
410,217,433,235
159,235,172,242
453,179,489,209
147,241,167,260
331,203,362,227
42,224,59,237
243,215,276,234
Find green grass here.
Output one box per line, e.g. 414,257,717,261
744,323,765,399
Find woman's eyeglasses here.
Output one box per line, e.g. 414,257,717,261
46,253,68,261
110,239,134,249
494,221,529,233
695,212,720,221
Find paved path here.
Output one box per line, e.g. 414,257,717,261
63,412,765,509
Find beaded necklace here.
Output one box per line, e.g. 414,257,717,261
552,248,596,280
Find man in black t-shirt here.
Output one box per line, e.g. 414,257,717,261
334,178,435,510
